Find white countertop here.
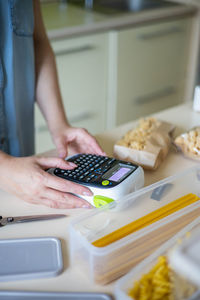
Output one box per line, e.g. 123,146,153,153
0,103,199,296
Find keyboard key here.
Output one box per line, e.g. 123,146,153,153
54,154,122,186
85,178,91,182
108,158,116,165
99,159,105,165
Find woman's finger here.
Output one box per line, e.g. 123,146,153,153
78,129,106,155
43,171,93,197
41,188,92,209
37,156,76,169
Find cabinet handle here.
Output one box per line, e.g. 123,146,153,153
69,110,95,123
137,26,183,40
54,45,95,56
134,86,177,104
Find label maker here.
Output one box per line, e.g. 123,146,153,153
48,154,144,207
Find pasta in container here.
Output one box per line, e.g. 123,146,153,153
127,255,197,300
174,127,200,161
115,218,200,300
69,167,200,285
128,255,172,300
114,118,175,170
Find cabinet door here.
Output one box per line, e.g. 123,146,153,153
52,33,108,133
35,33,108,154
116,17,192,125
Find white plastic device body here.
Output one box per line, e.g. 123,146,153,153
75,165,144,206
48,155,144,207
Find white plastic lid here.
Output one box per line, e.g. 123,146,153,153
169,226,200,287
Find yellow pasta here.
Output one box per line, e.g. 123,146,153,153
128,253,197,300
128,256,173,300
92,193,199,247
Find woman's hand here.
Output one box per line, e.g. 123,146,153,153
0,154,92,209
52,126,106,158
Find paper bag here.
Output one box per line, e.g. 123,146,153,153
114,118,175,170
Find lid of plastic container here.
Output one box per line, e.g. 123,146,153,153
0,237,63,281
169,226,200,287
0,291,112,299
70,167,200,250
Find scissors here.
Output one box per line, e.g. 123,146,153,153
0,214,66,227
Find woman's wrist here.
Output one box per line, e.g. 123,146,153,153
0,151,14,167
49,118,71,136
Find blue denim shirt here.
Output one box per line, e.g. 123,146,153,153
0,0,35,156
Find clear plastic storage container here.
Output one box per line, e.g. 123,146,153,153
115,218,200,300
170,224,200,288
69,167,200,284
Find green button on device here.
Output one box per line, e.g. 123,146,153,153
102,180,109,186
93,195,114,208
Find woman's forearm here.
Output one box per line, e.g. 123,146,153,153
33,0,70,135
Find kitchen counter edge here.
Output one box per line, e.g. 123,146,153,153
46,5,197,40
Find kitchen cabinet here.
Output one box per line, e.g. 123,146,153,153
35,33,108,153
109,17,193,126
35,14,196,153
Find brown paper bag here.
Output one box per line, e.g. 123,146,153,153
114,118,175,170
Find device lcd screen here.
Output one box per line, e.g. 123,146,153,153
102,162,135,183
109,167,130,182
